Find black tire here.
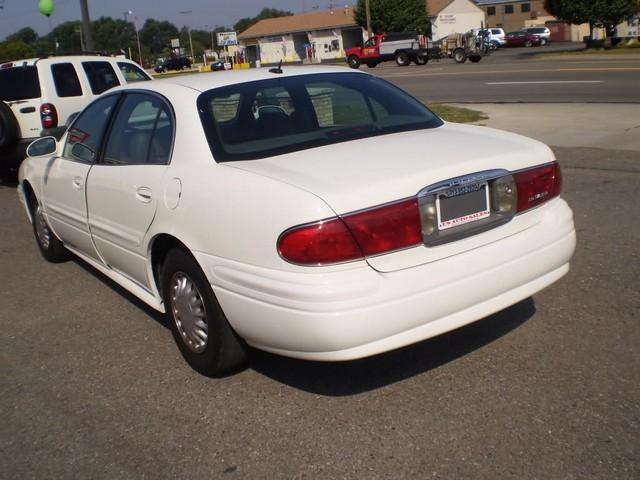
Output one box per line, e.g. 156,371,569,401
347,55,361,69
28,193,70,263
365,62,377,68
395,52,410,66
540,38,547,46
525,40,533,48
161,248,248,376
469,55,482,63
414,56,428,65
453,48,467,63
490,40,500,49
0,102,19,151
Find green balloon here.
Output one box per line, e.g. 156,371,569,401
39,0,55,17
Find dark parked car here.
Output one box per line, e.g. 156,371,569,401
154,57,192,73
505,31,543,47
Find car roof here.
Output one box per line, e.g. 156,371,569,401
133,66,364,93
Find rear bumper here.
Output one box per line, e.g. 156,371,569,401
194,198,576,361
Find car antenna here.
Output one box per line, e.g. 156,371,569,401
269,60,283,74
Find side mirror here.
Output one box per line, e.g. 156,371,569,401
27,136,57,157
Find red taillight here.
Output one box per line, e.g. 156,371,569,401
278,198,422,265
514,162,562,212
278,218,363,265
40,103,58,129
342,198,422,256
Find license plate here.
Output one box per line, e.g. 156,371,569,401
437,182,490,231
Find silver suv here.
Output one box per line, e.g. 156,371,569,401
0,54,150,181
524,27,551,45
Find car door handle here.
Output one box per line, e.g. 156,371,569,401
135,187,153,203
72,176,84,189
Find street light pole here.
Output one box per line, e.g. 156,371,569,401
179,10,195,60
79,0,94,51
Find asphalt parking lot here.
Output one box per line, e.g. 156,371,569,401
1,141,638,478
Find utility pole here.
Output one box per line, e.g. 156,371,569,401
79,0,94,51
365,0,372,38
179,10,195,60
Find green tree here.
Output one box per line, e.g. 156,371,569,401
92,17,137,54
140,19,179,55
545,0,640,38
0,40,36,62
6,27,39,44
233,8,293,34
48,21,83,52
354,0,429,34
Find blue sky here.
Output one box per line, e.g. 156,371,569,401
0,0,355,40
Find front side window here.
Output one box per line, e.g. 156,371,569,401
64,95,119,163
82,61,120,94
117,62,151,83
51,63,82,97
363,38,376,47
198,73,442,162
103,93,173,165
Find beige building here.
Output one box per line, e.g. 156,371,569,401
475,0,591,41
238,8,365,66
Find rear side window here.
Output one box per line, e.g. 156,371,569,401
51,63,83,97
0,66,41,101
103,93,173,165
82,61,120,94
117,62,150,83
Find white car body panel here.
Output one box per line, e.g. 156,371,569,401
18,67,576,362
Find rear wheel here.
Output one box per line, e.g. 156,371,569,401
453,48,467,63
395,52,410,66
540,38,548,46
366,62,378,68
414,56,428,65
29,194,70,263
347,55,361,69
161,248,248,376
525,40,533,48
469,55,482,63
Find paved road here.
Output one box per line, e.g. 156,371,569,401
1,145,638,478
371,49,640,103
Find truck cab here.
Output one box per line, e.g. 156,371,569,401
345,32,432,69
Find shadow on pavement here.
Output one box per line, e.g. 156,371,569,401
250,298,536,396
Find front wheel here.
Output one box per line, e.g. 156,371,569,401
366,62,378,68
540,38,548,46
395,52,410,66
415,56,428,65
29,194,70,263
525,40,533,48
347,55,361,69
469,55,482,63
161,248,248,376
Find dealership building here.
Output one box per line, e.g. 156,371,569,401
238,8,365,66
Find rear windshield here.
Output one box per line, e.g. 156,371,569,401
527,28,547,33
0,66,41,101
198,73,442,162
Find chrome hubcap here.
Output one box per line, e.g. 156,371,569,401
169,272,208,353
35,204,51,250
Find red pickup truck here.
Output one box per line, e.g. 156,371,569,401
345,32,436,69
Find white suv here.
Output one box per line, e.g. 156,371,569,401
0,54,150,180
473,28,506,46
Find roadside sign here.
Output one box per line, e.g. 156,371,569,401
217,31,238,46
171,38,180,48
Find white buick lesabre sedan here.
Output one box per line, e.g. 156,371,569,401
18,67,575,376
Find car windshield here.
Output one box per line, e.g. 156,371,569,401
198,73,443,162
528,28,547,33
0,66,41,101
